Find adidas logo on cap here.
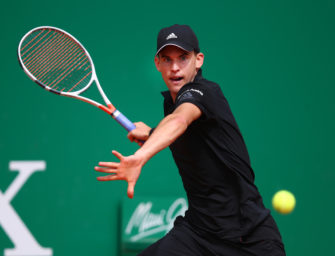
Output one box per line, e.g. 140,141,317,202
166,33,178,40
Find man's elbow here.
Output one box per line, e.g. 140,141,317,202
170,114,189,132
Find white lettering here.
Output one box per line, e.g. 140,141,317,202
125,198,188,242
177,88,204,102
0,161,53,256
189,88,203,96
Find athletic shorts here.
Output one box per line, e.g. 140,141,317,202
138,216,285,256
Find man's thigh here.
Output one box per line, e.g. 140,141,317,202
138,223,207,256
137,220,247,256
240,239,286,256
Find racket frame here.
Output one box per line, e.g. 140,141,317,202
18,26,136,131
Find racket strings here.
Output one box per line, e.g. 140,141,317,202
20,28,92,93
33,38,81,82
24,33,68,76
24,32,68,70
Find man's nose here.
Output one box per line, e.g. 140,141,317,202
171,61,180,72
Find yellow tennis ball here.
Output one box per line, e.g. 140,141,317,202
272,190,296,214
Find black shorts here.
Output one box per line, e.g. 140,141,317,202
138,217,285,256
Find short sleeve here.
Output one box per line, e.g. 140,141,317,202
174,82,215,120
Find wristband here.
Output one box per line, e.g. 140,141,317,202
149,127,156,136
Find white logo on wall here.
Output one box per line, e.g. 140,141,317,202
125,198,188,242
0,161,53,256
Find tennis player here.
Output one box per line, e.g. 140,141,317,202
95,24,286,255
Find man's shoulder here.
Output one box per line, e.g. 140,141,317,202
199,77,221,92
178,77,223,100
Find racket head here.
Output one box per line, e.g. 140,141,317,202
18,26,95,95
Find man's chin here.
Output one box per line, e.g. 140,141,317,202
169,83,185,94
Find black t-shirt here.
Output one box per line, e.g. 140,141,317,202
161,69,272,241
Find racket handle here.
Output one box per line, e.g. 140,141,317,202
112,110,136,132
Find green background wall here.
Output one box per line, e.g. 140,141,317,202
1,0,334,255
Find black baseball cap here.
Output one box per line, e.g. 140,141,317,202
156,24,200,56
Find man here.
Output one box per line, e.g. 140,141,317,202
95,24,285,255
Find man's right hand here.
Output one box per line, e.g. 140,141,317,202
127,122,152,146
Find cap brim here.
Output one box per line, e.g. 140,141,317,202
155,41,193,56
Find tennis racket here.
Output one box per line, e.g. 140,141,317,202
18,26,136,132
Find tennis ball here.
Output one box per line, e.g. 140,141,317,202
272,190,296,214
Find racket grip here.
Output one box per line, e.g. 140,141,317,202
112,110,136,132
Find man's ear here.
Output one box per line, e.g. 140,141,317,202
154,56,161,72
195,52,204,69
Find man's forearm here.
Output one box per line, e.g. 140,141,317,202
134,113,188,164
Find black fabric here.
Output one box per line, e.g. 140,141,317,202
161,69,280,242
156,24,200,55
138,216,285,256
148,127,155,136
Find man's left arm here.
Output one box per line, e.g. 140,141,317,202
135,102,201,156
